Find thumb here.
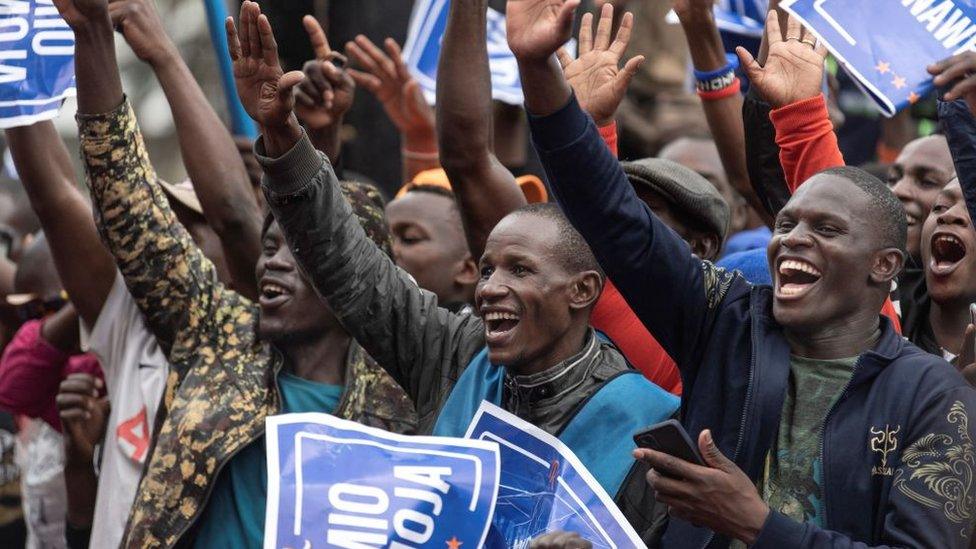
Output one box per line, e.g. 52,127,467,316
699,429,733,472
736,46,762,82
557,0,581,42
278,70,306,99
958,324,976,368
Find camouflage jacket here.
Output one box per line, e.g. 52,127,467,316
78,101,417,548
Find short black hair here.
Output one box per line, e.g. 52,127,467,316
406,184,455,200
512,203,603,277
818,166,907,253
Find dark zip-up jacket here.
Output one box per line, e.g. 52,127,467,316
531,94,976,548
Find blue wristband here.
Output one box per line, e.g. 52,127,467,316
693,53,741,82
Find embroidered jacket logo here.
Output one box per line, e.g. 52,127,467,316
870,424,900,476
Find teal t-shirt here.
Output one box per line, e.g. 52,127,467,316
192,373,343,548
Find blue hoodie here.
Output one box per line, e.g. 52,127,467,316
529,94,976,548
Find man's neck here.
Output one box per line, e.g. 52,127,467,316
278,329,352,386
785,308,881,359
929,298,971,356
513,324,591,378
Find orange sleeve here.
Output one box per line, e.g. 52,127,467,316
769,94,844,193
591,280,682,395
598,121,618,158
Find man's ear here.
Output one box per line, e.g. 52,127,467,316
870,248,905,284
454,255,480,287
568,271,603,311
690,233,723,262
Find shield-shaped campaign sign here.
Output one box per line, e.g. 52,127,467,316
0,0,75,128
782,0,976,116
265,413,500,549
465,403,645,549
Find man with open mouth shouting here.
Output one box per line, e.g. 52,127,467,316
510,3,976,549
243,0,680,541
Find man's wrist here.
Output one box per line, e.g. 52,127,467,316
739,501,770,545
403,131,437,154
145,42,181,70
262,115,304,158
71,17,114,42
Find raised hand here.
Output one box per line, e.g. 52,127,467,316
225,1,304,131
929,52,976,116
956,324,976,387
736,11,827,108
506,0,580,62
295,16,355,131
57,373,110,466
529,531,593,549
52,0,109,29
557,3,643,126
346,35,434,144
108,0,177,66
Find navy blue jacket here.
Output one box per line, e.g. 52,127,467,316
529,95,976,548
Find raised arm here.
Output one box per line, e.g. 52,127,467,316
675,0,773,226
109,0,262,300
508,0,725,367
3,122,115,328
347,35,438,183
931,53,976,226
738,12,841,191
228,2,483,414
436,0,528,258
55,0,240,366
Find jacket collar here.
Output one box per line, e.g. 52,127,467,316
504,329,601,414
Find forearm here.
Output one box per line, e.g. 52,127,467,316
402,133,439,183
260,133,482,409
518,56,573,119
528,95,712,365
437,0,526,258
63,463,98,530
4,124,114,328
679,9,772,227
308,123,343,165
73,19,124,116
939,99,976,224
770,94,844,191
152,53,262,300
743,88,791,217
78,101,221,359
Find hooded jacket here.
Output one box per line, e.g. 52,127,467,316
530,94,976,548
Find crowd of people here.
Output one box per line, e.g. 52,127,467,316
0,0,973,546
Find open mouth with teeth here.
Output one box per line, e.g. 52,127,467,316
259,281,291,308
483,311,521,342
930,233,967,276
776,259,823,300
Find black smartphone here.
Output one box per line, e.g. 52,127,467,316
633,419,704,466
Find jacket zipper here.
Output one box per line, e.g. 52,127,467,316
169,356,285,547
697,300,762,549
816,356,862,531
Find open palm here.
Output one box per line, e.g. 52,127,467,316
226,1,303,129
558,4,642,125
507,0,580,61
737,12,827,108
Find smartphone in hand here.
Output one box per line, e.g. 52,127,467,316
633,419,704,466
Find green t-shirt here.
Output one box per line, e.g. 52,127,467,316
763,355,857,526
192,373,344,548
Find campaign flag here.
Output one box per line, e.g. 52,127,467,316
465,402,645,549
782,0,976,116
401,0,574,105
714,0,768,37
0,0,74,128
265,413,500,549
